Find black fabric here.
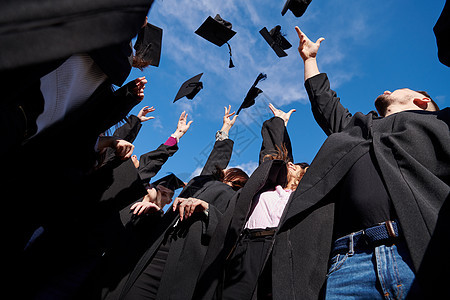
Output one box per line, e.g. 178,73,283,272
10,80,141,251
237,73,267,115
259,116,293,165
259,25,292,58
173,73,203,102
281,0,312,17
270,73,450,299
89,42,133,86
138,143,179,183
333,150,394,238
195,14,236,47
133,23,163,68
223,232,274,300
124,239,171,300
0,0,153,72
115,139,236,300
194,118,292,300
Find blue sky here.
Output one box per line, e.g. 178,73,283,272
120,0,448,190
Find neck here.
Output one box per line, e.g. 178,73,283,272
285,178,299,191
384,103,422,117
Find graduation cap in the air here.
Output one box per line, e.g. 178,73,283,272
152,173,185,191
259,25,292,57
237,73,267,115
195,14,237,68
281,0,312,17
173,73,203,102
133,23,163,68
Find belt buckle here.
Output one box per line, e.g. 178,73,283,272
385,221,397,238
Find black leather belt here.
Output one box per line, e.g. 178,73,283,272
332,220,400,256
242,228,276,239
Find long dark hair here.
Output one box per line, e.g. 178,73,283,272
214,167,249,191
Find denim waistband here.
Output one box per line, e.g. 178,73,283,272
331,221,400,256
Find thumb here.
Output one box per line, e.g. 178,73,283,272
316,37,325,45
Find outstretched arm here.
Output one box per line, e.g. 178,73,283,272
259,103,295,165
296,26,354,135
200,106,237,176
138,111,192,182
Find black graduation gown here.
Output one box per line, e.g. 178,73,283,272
23,114,181,299
0,0,153,73
193,116,292,300
114,138,237,300
10,80,142,248
271,73,450,299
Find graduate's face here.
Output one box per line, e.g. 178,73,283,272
374,88,424,116
287,162,307,184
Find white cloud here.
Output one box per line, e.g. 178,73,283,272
147,0,374,121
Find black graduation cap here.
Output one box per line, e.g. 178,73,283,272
281,0,312,17
237,73,267,115
152,173,185,191
133,23,163,67
259,25,292,57
173,73,203,102
195,14,237,68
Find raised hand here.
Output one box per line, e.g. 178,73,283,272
269,103,296,126
295,26,324,62
137,106,155,122
131,76,148,101
221,105,238,134
172,111,193,140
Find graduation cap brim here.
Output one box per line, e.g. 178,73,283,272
195,16,236,47
173,73,203,102
281,0,311,17
152,173,185,191
134,23,163,67
259,27,292,58
237,73,267,115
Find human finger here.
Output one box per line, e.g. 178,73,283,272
173,197,182,211
287,109,296,117
178,201,187,221
130,202,138,211
269,103,277,114
316,37,325,45
227,111,236,118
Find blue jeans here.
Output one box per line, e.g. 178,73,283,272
325,241,415,299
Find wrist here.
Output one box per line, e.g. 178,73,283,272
171,130,183,141
215,130,229,141
220,124,231,134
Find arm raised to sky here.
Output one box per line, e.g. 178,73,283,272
296,26,354,135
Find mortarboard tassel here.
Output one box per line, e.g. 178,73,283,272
226,42,235,68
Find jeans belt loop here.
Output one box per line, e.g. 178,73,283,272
348,232,355,256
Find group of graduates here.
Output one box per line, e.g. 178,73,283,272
2,0,450,299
